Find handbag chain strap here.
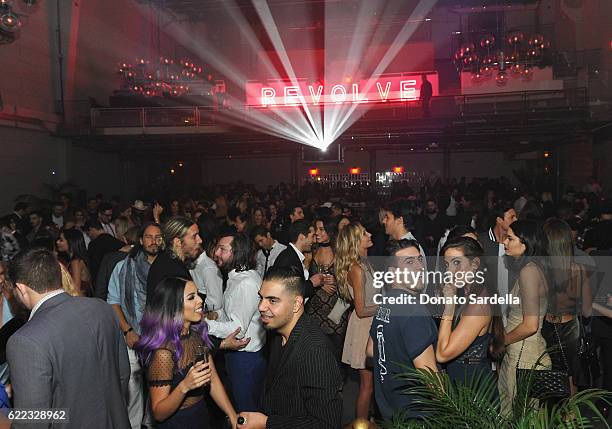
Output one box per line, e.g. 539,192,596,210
552,319,570,371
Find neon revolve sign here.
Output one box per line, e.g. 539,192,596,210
246,72,438,107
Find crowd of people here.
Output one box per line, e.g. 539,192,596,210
0,176,611,428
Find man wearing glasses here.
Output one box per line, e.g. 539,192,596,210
98,203,117,238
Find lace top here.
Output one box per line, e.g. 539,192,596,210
147,330,207,409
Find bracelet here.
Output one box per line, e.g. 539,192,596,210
123,327,133,336
441,316,453,321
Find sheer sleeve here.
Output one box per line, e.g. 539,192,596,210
147,348,175,387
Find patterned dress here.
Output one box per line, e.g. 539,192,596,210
305,260,349,359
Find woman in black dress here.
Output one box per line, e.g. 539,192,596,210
436,237,504,391
136,277,237,429
305,217,349,359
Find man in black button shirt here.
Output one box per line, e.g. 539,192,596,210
237,266,342,429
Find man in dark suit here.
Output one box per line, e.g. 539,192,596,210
7,249,130,429
477,202,517,326
85,219,124,282
271,219,325,299
237,266,342,429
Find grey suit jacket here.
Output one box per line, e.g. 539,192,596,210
7,293,130,429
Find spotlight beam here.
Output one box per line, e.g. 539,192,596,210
221,0,324,145
328,0,438,144
161,13,318,146
251,0,323,145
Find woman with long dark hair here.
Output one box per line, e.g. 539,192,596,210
542,218,592,393
136,277,237,429
56,228,92,296
436,237,504,389
498,220,551,415
305,217,349,359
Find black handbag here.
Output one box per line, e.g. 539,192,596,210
575,269,600,387
515,324,571,400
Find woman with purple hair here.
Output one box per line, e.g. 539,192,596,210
136,277,237,428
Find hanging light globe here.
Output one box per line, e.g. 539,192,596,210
0,10,20,32
496,70,509,86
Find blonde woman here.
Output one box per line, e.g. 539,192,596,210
336,222,377,421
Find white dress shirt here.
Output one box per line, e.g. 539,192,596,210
489,228,509,326
255,240,286,278
289,243,309,280
29,290,65,320
206,269,265,352
102,222,117,238
190,252,224,311
51,215,64,229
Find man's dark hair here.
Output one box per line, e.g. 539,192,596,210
386,239,421,258
98,202,113,214
487,201,515,230
52,201,64,208
140,222,161,239
29,210,42,218
384,199,414,230
9,249,61,293
288,219,311,244
331,202,344,212
221,232,254,271
287,202,302,218
250,225,270,241
263,266,305,297
197,215,220,254
447,225,477,241
84,219,103,231
227,207,242,222
14,202,28,212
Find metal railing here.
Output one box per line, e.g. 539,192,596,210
90,88,588,129
91,106,217,129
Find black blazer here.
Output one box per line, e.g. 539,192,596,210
272,245,315,298
262,314,342,429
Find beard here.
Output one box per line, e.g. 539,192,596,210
143,245,159,257
218,259,234,275
183,248,203,270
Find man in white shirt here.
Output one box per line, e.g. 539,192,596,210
51,202,65,229
209,232,266,412
383,200,427,267
190,250,224,311
251,226,286,278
